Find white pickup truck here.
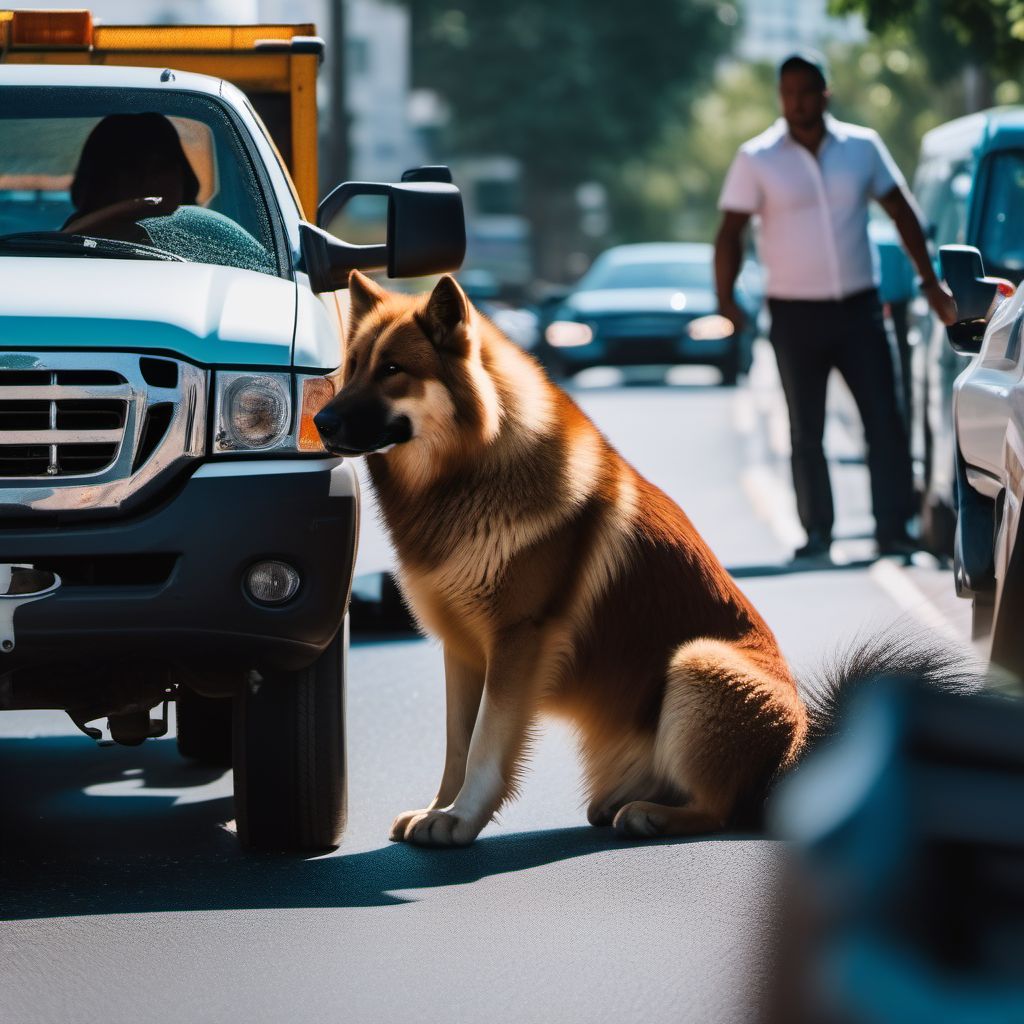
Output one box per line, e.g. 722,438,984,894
0,54,464,850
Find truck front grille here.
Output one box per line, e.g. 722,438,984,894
0,369,130,478
0,353,206,516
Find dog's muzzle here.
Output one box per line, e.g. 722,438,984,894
314,406,412,456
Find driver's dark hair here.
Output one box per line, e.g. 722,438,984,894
70,112,200,214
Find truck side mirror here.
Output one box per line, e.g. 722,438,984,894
300,168,466,293
939,245,999,355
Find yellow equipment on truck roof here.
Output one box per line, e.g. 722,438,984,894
0,8,323,216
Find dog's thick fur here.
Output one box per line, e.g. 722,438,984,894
314,272,815,846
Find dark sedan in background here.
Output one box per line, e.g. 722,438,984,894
536,242,760,385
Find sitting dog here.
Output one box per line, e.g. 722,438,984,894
313,271,932,847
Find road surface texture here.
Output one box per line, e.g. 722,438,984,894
0,345,975,1024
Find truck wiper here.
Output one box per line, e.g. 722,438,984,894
0,231,185,262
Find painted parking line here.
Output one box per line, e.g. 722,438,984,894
867,558,965,645
740,462,805,550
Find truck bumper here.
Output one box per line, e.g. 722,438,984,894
0,458,358,676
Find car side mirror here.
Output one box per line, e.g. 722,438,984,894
300,166,466,293
939,245,999,355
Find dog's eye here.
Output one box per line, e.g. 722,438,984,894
380,363,403,377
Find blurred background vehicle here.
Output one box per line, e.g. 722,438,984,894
458,267,539,350
868,213,917,419
940,244,1024,676
908,108,1024,554
534,242,759,385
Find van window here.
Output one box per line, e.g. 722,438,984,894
913,157,970,247
977,149,1024,273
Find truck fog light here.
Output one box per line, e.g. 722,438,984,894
245,560,300,604
225,376,289,449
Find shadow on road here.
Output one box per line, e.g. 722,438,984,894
351,558,894,640
728,558,880,579
0,734,736,921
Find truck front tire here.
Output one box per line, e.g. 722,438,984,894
232,619,348,851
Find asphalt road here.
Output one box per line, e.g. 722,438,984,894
0,346,975,1024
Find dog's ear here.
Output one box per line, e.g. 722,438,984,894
420,275,473,356
347,270,388,324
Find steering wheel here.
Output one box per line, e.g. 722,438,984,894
62,195,177,236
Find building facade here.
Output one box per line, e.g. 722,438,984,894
737,0,865,63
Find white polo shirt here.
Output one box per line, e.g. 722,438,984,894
718,115,905,301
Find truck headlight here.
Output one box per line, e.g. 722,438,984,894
213,372,337,454
215,373,291,452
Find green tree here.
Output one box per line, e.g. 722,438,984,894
406,0,734,281
826,29,966,174
831,0,1024,106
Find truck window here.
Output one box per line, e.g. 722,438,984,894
914,156,970,248
978,149,1024,274
0,86,282,278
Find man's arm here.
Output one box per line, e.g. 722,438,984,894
715,210,751,331
877,185,958,326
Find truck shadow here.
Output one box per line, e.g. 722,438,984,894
0,735,746,921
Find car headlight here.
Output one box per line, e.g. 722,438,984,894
213,372,336,454
688,314,735,341
545,320,594,347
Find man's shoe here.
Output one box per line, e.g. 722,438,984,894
876,532,919,557
792,532,832,561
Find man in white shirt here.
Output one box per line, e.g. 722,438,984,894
714,52,956,559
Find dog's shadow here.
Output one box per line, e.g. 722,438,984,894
0,734,727,921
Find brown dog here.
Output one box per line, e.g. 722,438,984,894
314,270,807,847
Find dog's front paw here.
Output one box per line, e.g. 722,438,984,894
389,808,431,842
397,809,480,847
613,800,667,839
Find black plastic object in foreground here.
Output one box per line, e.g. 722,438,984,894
767,678,1024,1023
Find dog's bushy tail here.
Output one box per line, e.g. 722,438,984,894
799,626,987,750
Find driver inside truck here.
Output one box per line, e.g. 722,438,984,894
61,112,199,243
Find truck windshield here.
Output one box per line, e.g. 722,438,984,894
0,86,282,278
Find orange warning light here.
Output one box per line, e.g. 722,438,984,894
298,376,335,452
10,10,94,49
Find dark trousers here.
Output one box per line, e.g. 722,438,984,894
768,289,914,542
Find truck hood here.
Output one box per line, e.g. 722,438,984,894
0,257,296,366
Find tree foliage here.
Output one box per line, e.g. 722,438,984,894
407,0,732,186
831,0,1024,83
404,1,735,278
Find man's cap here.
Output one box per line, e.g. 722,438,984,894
778,49,829,89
